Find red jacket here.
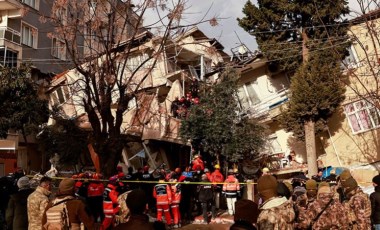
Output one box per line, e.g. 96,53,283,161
210,169,224,184
153,181,172,205
87,182,104,197
103,184,120,215
170,183,181,204
223,175,240,197
191,158,205,171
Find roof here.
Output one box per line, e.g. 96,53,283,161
350,8,380,25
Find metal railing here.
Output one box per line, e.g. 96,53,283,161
0,26,21,46
247,88,289,118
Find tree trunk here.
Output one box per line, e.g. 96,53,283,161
304,120,318,176
99,150,121,177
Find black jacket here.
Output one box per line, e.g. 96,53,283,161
371,186,380,224
198,180,213,202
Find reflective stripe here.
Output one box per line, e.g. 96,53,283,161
105,215,113,218
164,209,170,212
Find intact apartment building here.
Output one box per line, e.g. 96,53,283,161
0,0,137,175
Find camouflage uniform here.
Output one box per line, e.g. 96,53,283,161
27,186,51,230
257,196,295,230
295,193,349,230
343,187,371,230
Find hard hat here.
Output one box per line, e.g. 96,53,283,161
175,167,181,174
204,168,209,173
214,164,220,169
262,167,270,173
228,169,234,174
72,174,78,179
193,154,199,159
233,168,238,173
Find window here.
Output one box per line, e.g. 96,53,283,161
126,53,152,72
237,82,260,110
51,38,66,60
268,135,283,154
0,49,18,68
345,99,380,134
21,23,37,48
341,44,359,69
22,0,39,10
50,84,70,106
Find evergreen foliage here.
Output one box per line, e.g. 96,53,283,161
238,0,349,139
36,115,88,165
0,64,49,140
238,0,350,71
180,68,266,162
279,50,346,139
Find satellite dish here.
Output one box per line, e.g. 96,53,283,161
238,45,248,55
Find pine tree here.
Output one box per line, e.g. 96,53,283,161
238,0,349,175
180,68,266,162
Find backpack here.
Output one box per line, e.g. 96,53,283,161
44,197,75,230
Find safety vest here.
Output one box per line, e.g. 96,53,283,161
153,183,172,205
103,184,119,216
171,183,181,204
223,175,240,196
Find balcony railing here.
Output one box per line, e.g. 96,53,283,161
0,27,21,46
246,88,289,118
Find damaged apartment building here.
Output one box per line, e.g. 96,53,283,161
46,27,228,172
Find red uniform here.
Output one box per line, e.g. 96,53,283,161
102,183,119,229
191,158,205,171
170,182,181,225
153,181,172,225
210,169,224,185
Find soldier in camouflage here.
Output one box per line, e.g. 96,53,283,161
295,184,350,229
340,170,371,230
257,175,295,230
27,176,52,230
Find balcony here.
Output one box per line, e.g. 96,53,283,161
0,0,23,17
0,27,21,47
246,88,289,119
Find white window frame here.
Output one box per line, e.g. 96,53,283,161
22,0,39,10
21,22,37,49
344,99,380,134
50,83,71,107
51,37,67,60
237,81,261,110
268,134,283,154
342,44,360,69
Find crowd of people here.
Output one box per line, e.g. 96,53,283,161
2,159,380,230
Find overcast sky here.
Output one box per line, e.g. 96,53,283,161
143,0,367,54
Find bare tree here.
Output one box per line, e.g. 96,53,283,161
42,0,221,175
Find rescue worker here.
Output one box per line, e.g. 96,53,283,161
191,155,205,171
179,167,194,223
210,164,224,209
102,176,120,230
197,174,215,224
170,178,182,228
153,175,172,226
140,165,154,210
87,173,104,223
223,169,240,215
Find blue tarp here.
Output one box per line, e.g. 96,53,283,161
322,166,348,178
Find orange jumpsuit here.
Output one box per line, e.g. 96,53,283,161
153,181,172,225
